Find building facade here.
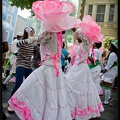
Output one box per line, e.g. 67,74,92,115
13,15,28,37
77,0,118,38
2,0,18,44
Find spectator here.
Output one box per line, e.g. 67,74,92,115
61,42,69,72
2,25,8,119
3,32,23,89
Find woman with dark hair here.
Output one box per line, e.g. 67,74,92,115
100,40,118,105
8,26,35,112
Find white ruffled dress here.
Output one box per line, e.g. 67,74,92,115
65,39,104,120
8,32,73,120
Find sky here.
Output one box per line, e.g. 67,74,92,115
18,8,31,18
18,0,79,18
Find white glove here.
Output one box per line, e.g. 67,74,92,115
27,36,38,44
100,73,103,76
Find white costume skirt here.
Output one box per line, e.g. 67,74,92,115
8,64,73,120
65,62,104,120
90,65,103,95
103,66,118,83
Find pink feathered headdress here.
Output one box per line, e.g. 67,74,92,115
32,0,80,33
77,15,104,43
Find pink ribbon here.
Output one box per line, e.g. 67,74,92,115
52,55,59,77
39,32,62,77
87,58,91,64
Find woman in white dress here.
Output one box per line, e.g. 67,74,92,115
8,0,80,120
100,40,118,105
88,42,103,95
65,15,104,120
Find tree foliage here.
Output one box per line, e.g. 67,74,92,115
9,0,36,10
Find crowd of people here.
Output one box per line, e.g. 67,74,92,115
2,0,118,120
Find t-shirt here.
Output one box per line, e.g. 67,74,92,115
61,48,68,67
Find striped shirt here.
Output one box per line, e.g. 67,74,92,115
16,40,34,69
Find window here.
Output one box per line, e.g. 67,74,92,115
88,5,93,16
6,31,9,42
96,5,105,22
6,14,12,24
2,1,6,7
109,5,115,22
9,4,14,12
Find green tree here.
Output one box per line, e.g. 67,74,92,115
9,0,36,10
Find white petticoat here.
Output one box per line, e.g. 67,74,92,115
65,62,104,120
8,64,73,120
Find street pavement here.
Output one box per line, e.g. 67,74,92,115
2,78,118,120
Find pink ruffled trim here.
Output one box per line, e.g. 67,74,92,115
71,102,103,118
9,95,34,120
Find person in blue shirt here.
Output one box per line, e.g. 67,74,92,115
61,42,69,72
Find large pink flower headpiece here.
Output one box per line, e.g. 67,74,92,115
32,0,80,33
78,15,104,43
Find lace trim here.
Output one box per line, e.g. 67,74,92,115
71,102,103,118
10,94,34,120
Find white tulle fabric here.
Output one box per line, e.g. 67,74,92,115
76,15,104,43
32,0,80,33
